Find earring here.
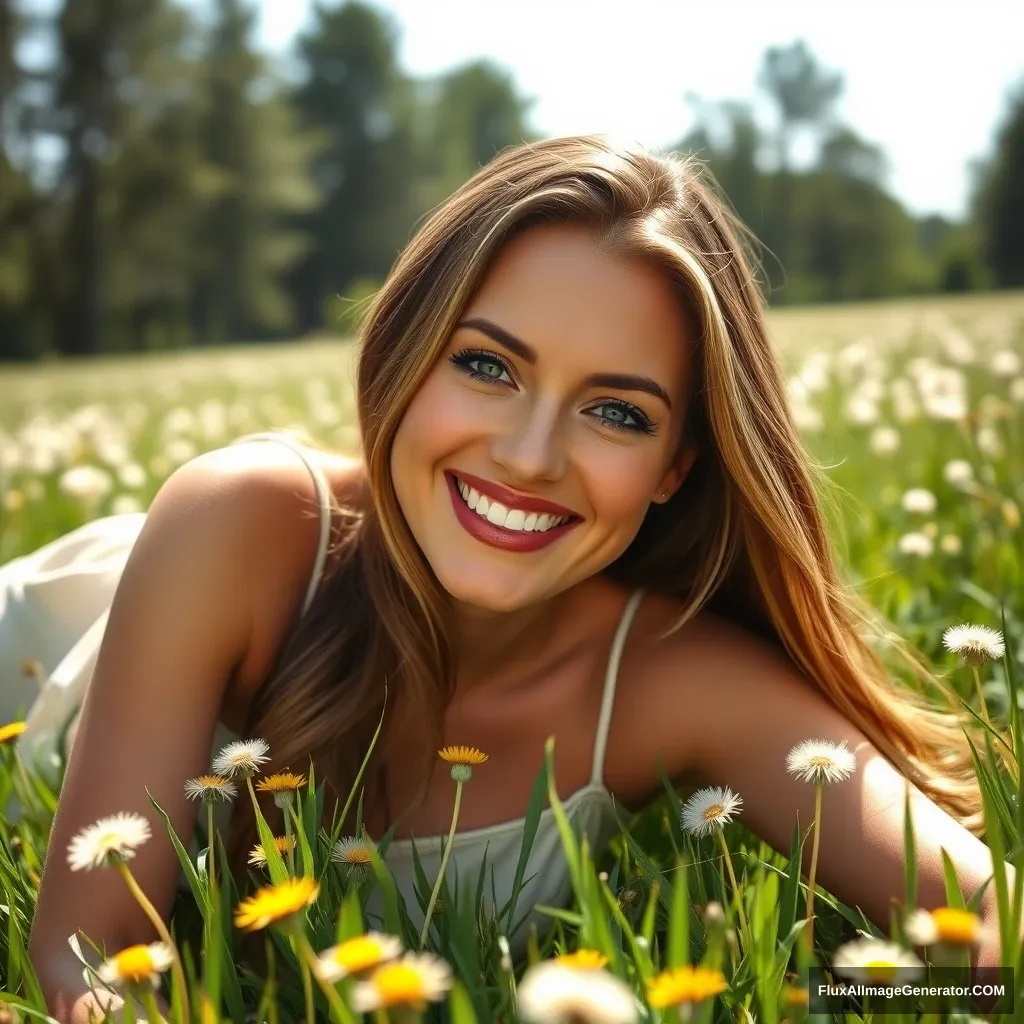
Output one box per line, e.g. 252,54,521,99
661,491,669,500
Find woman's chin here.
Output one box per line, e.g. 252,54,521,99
435,568,547,613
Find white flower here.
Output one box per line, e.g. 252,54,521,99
518,960,640,1024
901,488,937,515
184,774,237,802
331,836,376,867
680,786,743,838
868,426,900,455
59,464,112,502
111,494,143,516
349,952,453,1012
943,459,974,487
832,938,924,983
68,812,152,871
897,532,933,557
314,932,404,983
990,349,1021,378
942,624,1005,666
211,738,270,778
976,426,1002,457
904,906,992,947
117,462,147,489
97,942,175,988
785,739,857,785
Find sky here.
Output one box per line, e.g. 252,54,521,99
245,0,1024,220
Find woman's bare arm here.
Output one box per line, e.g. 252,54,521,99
27,445,327,1022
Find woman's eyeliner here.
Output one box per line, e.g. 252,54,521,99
449,347,657,436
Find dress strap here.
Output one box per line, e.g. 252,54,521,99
228,432,332,616
590,586,646,787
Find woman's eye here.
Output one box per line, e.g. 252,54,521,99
450,349,514,385
588,403,657,436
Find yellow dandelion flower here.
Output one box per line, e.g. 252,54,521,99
647,965,727,1008
554,948,609,970
248,835,296,867
438,745,488,782
782,983,809,1006
234,876,319,932
97,942,174,988
184,774,237,803
905,906,989,947
256,771,306,792
314,932,404,983
0,721,27,745
350,952,453,1012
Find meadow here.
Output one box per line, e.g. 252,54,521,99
2,289,1024,1022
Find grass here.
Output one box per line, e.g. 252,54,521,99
1,290,1024,1021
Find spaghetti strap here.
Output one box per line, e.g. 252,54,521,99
590,586,646,786
228,432,332,616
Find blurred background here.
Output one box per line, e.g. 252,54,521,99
1,0,1022,361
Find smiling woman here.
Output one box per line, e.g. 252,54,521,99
8,134,1014,1019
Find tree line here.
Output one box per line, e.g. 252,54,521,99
0,1,1021,361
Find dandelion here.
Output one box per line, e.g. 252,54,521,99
68,813,186,1000
943,459,974,488
990,349,1021,378
554,949,609,970
59,464,112,503
256,770,306,807
184,775,237,803
943,623,1005,724
234,876,319,933
786,739,858,950
420,746,489,948
868,426,900,455
68,813,151,872
350,952,454,1013
680,787,750,951
904,906,992,948
0,721,26,745
313,932,404,982
97,942,174,989
901,488,937,514
832,938,924,983
647,965,727,1012
211,738,270,779
331,835,376,885
248,835,296,868
897,531,933,557
518,960,639,1024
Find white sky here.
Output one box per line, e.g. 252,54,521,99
251,0,1024,220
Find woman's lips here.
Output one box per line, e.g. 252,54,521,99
445,472,581,552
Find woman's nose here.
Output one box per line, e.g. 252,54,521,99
490,402,566,483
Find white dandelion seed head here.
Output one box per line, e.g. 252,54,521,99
832,938,924,983
942,624,1005,665
900,488,937,515
67,812,152,871
786,739,857,786
211,738,270,778
517,960,640,1024
680,786,743,839
184,775,237,803
897,531,934,557
331,836,376,866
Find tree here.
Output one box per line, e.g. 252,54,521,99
973,77,1024,288
817,125,888,188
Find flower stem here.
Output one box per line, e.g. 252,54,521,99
206,801,217,894
972,665,991,724
139,985,164,1024
283,808,297,876
805,784,823,950
420,779,463,949
117,862,188,1012
295,931,356,1023
715,829,751,952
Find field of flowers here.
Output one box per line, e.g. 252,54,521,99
2,289,1024,1022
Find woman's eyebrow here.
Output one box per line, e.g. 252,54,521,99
455,316,673,410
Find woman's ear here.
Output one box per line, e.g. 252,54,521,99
655,445,698,503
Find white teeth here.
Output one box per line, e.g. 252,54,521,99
455,476,571,533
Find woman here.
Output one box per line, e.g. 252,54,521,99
18,134,1012,1020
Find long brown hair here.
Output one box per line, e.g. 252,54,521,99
235,134,989,863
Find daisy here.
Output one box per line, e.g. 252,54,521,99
0,721,26,745
680,786,743,839
904,907,991,948
314,932,404,983
647,965,728,1009
350,952,453,1013
832,938,924,983
67,813,151,871
256,771,306,809
184,774,237,803
942,625,1006,666
248,835,296,868
438,744,488,782
234,876,319,933
785,739,857,786
553,949,609,970
212,738,270,779
97,942,174,989
518,960,639,1024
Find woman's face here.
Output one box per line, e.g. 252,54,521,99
390,221,698,612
